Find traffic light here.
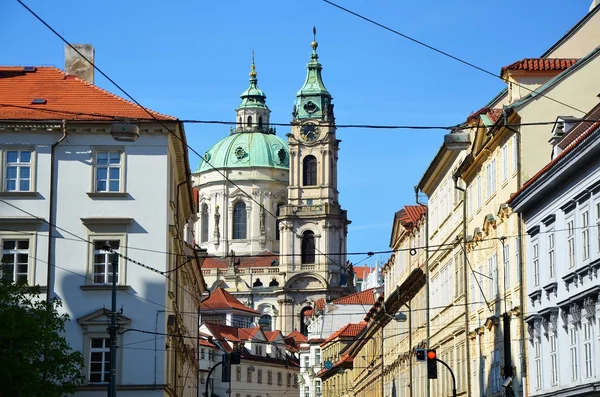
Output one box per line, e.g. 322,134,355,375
415,349,426,362
230,351,241,365
426,349,438,379
221,353,231,382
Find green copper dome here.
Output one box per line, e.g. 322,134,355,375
195,132,289,173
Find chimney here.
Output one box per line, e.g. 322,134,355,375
64,44,95,84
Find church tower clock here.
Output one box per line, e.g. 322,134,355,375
278,29,351,334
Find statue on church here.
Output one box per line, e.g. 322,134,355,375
323,98,330,121
229,250,236,268
292,104,298,119
260,204,266,234
213,205,220,242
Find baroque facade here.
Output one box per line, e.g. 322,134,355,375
193,33,351,336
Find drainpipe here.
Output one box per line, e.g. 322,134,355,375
414,186,429,397
46,121,67,301
453,175,471,397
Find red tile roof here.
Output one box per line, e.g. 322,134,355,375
509,104,600,205
0,66,175,121
286,330,308,345
264,330,283,342
239,327,262,340
202,323,264,351
394,205,426,231
321,322,367,346
352,266,371,280
315,298,326,311
332,288,376,305
466,107,504,125
500,58,579,80
199,338,217,348
202,250,279,269
200,287,260,315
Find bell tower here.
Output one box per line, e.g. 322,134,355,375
278,29,351,334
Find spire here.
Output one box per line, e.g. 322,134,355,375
293,26,333,121
238,50,267,110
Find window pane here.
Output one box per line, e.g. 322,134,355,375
3,240,15,250
19,180,30,191
6,151,18,163
91,339,104,348
109,181,119,192
20,151,31,163
6,167,17,179
96,152,108,164
96,180,107,192
109,152,120,164
96,167,107,180
109,168,120,180
20,166,30,179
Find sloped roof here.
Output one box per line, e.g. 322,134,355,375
199,338,217,348
501,58,579,78
321,322,367,346
202,323,264,352
0,66,175,121
286,330,308,345
264,330,283,342
352,266,371,280
332,288,376,305
202,251,279,269
200,287,260,315
509,103,600,205
317,353,353,378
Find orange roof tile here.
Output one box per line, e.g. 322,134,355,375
286,330,308,345
200,287,260,315
0,66,175,121
199,338,217,348
238,326,262,340
352,266,371,280
321,322,367,346
202,251,279,269
332,288,376,305
264,330,283,342
315,298,326,311
501,58,579,76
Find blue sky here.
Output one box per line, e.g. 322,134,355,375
1,0,593,265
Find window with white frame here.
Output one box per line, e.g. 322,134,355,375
247,366,252,383
488,254,498,298
267,370,272,385
583,321,593,378
570,327,578,381
548,232,555,279
257,369,262,384
532,242,539,287
476,175,482,208
468,185,473,217
200,204,209,243
502,144,508,181
1,239,29,283
5,149,32,192
567,219,575,268
503,243,510,288
277,372,282,386
236,366,242,381
200,373,205,384
491,349,501,393
208,350,214,361
88,338,111,383
486,159,496,199
550,334,558,386
316,379,322,397
454,253,464,298
512,134,518,173
515,239,520,283
304,386,310,397
94,150,122,193
596,202,600,253
303,355,309,370
200,348,205,359
582,211,590,261
534,340,542,390
92,240,120,284
315,348,321,365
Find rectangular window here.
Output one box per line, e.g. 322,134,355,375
316,380,322,397
512,134,518,173
247,367,252,383
491,349,501,393
488,254,498,298
287,373,291,388
582,211,590,261
468,185,473,217
303,355,309,369
570,327,578,381
236,367,241,381
88,338,110,383
548,232,555,279
257,369,262,384
568,219,575,268
304,386,310,397
550,334,558,386
454,253,464,297
5,149,32,192
1,239,29,283
208,350,214,361
200,373,205,384
476,175,482,208
92,240,120,284
200,348,205,359
533,242,539,287
94,150,122,192
584,322,593,378
596,202,600,253
267,370,272,385
294,374,298,388
486,159,496,198
502,144,508,181
315,349,321,365
503,243,510,288
515,239,520,284
277,372,282,386
534,340,542,390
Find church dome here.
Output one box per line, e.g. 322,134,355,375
195,132,289,173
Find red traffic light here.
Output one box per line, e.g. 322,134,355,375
427,350,436,360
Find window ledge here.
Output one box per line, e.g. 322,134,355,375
87,192,128,198
0,191,39,197
80,285,131,291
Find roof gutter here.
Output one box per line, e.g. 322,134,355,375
47,120,67,301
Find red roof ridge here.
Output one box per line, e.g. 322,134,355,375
200,287,260,315
332,288,376,305
500,58,579,78
321,322,367,346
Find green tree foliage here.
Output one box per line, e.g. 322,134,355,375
0,281,84,397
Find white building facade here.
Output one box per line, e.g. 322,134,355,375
510,105,600,397
0,49,205,397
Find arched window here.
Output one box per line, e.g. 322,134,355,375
258,116,263,129
300,306,313,335
253,278,263,287
301,230,315,264
247,116,253,127
200,204,209,243
233,201,247,240
269,278,279,287
238,117,242,126
275,203,284,241
259,314,272,331
303,155,317,186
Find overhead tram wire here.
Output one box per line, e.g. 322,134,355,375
14,0,351,274
2,103,600,131
322,0,588,115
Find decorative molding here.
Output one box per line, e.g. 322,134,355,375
560,200,576,214
542,282,558,299
561,308,569,330
0,216,44,225
541,317,549,338
534,320,542,341
528,289,543,307
527,225,541,237
562,271,577,292
571,303,581,326
80,217,133,225
541,214,556,227
573,189,591,204
583,297,596,320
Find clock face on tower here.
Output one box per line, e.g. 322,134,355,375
300,123,319,142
